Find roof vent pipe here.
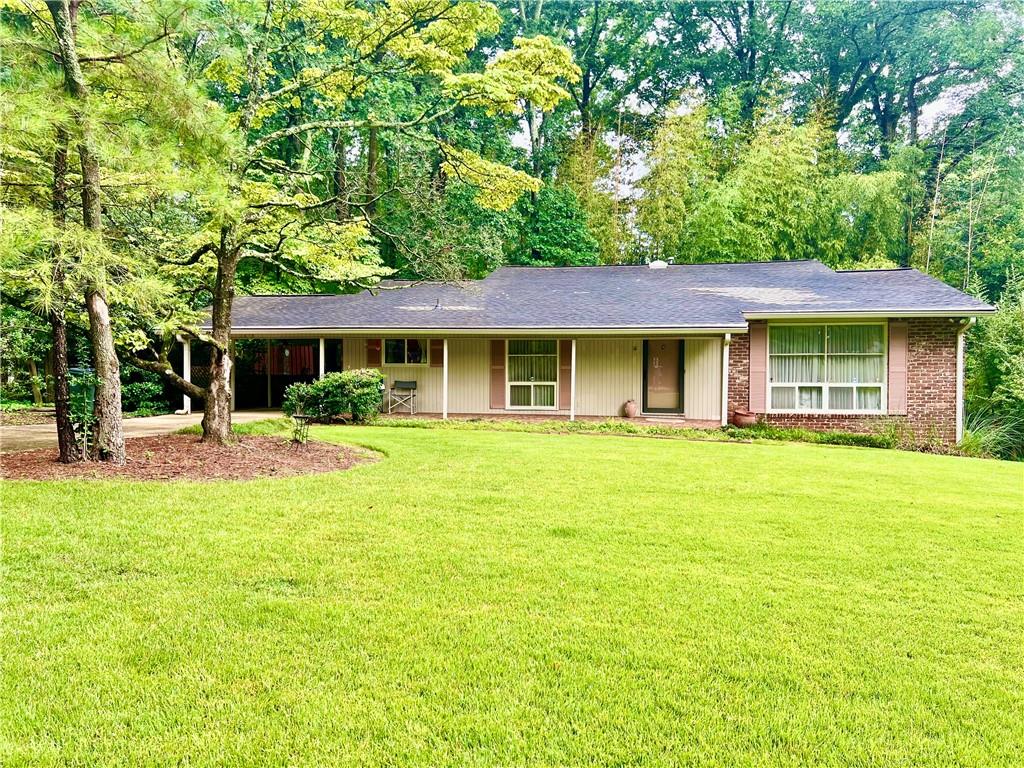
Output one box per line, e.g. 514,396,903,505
648,259,668,269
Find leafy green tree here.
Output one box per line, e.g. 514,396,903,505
799,1,1021,152
966,268,1024,459
121,0,578,444
664,0,799,125
510,185,599,266
914,127,1024,298
2,0,228,461
638,101,909,265
0,305,50,405
557,135,634,264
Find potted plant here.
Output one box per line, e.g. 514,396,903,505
731,409,757,427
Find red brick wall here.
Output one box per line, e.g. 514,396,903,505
727,330,750,416
903,318,958,443
726,318,959,445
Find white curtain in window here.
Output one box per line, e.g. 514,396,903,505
509,385,532,407
828,355,884,384
829,325,884,354
771,387,796,409
508,340,557,384
798,386,823,409
771,355,825,383
857,387,882,410
771,326,824,354
508,355,557,382
533,385,555,407
829,387,855,410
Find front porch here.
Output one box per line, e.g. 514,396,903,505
178,333,733,425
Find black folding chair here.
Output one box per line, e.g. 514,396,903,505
387,380,418,414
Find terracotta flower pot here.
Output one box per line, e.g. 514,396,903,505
623,399,639,418
731,409,757,428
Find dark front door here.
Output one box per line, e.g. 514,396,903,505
643,340,684,414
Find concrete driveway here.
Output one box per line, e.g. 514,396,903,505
0,410,282,454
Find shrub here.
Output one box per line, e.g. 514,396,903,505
282,381,318,418
344,369,387,422
122,380,167,415
282,369,384,423
960,405,1024,460
965,269,1024,460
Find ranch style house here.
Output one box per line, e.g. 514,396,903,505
185,259,994,444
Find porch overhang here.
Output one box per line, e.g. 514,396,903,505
223,325,746,338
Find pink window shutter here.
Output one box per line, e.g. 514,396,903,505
366,339,382,368
489,340,505,409
888,321,908,415
429,339,444,368
558,339,572,410
749,324,768,413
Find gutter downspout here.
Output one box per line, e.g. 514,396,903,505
955,317,976,444
721,333,731,427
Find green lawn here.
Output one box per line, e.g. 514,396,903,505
2,427,1022,766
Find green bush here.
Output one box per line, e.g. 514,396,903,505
345,369,387,422
122,380,167,415
282,369,384,423
959,405,1024,459
282,381,316,418
965,269,1024,460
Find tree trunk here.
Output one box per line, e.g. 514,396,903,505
51,313,80,462
28,360,43,406
49,0,125,464
525,101,543,260
79,144,125,463
907,83,919,144
51,126,80,462
366,125,379,216
201,237,237,444
332,129,348,220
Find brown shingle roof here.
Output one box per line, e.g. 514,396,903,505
207,260,993,332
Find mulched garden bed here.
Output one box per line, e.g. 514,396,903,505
1,434,373,482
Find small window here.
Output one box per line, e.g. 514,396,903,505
507,339,558,409
384,338,426,365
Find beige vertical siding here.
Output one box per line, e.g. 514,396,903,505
342,336,441,412
381,364,442,412
338,334,723,419
684,337,723,420
574,338,643,417
447,338,491,413
342,337,367,369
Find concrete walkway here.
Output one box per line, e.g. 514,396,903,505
0,410,282,454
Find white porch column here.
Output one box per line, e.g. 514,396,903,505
569,338,577,422
266,339,272,408
442,338,449,420
319,337,326,379
720,333,731,427
229,340,236,412
181,338,192,414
